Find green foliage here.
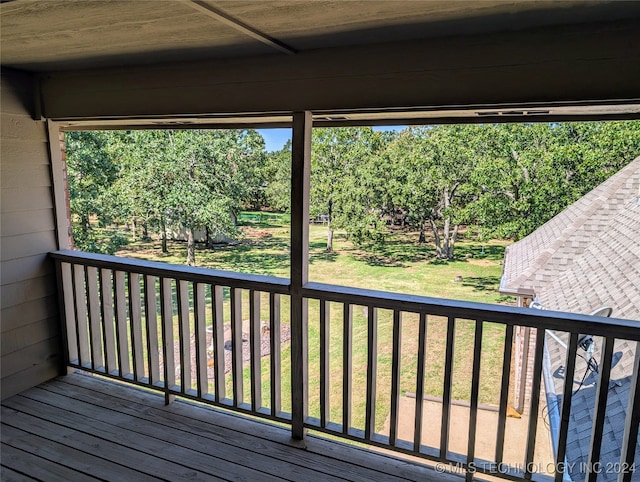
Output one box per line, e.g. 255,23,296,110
66,121,640,262
380,125,479,258
469,121,640,239
67,129,267,264
66,131,128,254
263,141,292,212
72,228,128,255
310,127,392,250
305,121,639,257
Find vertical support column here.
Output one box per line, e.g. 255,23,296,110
46,121,72,251
48,122,73,375
290,111,312,440
496,324,515,465
390,310,403,447
586,336,615,482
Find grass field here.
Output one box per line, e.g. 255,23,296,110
116,212,515,432
119,212,510,303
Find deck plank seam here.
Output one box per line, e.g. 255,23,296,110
35,381,395,482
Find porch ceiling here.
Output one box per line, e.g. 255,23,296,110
1,0,639,72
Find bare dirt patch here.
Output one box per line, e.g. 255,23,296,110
160,321,291,387
241,227,273,239
466,258,497,266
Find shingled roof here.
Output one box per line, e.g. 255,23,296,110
500,157,640,481
500,156,640,320
544,333,639,482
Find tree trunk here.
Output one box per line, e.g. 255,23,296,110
326,200,333,252
447,224,459,259
142,222,150,241
418,223,426,243
438,187,457,260
429,218,444,258
443,217,450,253
438,217,459,260
81,214,90,233
160,217,168,253
131,219,136,241
186,227,196,266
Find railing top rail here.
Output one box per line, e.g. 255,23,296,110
50,250,290,294
303,282,640,341
51,251,640,340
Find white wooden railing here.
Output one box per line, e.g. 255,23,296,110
51,250,639,482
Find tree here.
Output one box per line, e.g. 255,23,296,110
235,130,269,211
108,130,170,251
171,129,268,265
381,125,477,259
111,129,265,265
468,123,562,239
65,131,127,254
552,121,640,197
468,121,640,240
310,127,390,251
263,141,292,213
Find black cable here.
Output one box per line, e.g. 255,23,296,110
542,353,600,430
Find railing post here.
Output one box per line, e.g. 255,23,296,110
618,344,640,482
53,259,71,374
290,111,312,440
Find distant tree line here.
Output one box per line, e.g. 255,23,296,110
66,122,640,263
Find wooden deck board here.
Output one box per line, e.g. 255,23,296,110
1,443,99,482
38,385,348,481
0,465,38,482
1,405,212,481
1,371,457,481
18,387,339,482
54,374,409,482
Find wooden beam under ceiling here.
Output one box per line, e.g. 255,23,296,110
39,19,640,120
182,0,296,55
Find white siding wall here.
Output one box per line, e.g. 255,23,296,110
1,69,62,399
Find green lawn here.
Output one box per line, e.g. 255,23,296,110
120,214,510,303
117,213,514,432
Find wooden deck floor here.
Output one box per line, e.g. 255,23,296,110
1,372,457,481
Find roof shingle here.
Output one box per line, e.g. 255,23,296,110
502,157,640,481
500,156,640,321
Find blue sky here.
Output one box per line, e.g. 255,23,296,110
258,126,406,152
258,128,292,152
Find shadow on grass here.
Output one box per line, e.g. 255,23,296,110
309,239,329,251
428,258,449,265
201,242,289,275
245,236,290,251
237,212,289,229
461,275,501,292
204,245,290,275
237,219,287,230
454,244,505,261
309,251,339,264
190,237,290,275
349,240,506,268
350,240,434,267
